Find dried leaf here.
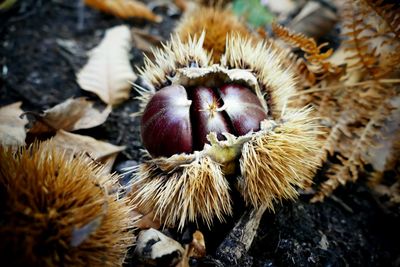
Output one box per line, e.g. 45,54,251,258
29,97,111,134
0,102,28,146
288,1,337,39
134,228,185,266
261,0,296,16
131,28,163,60
77,25,137,106
273,0,400,202
272,23,342,79
50,130,125,173
84,0,162,22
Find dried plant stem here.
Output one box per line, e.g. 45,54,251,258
215,204,267,265
294,79,400,96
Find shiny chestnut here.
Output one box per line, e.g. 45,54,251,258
141,84,267,157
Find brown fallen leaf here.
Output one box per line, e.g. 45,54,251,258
49,130,125,173
85,0,162,22
77,25,137,106
288,1,337,40
131,28,164,60
0,102,28,146
28,97,111,134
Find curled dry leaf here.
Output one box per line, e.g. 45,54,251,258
288,1,337,39
134,228,185,266
131,28,164,60
0,102,28,146
28,97,111,134
77,25,137,106
85,0,162,22
50,130,125,173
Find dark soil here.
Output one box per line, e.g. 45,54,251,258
1,1,399,266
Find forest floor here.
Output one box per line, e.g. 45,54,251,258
1,0,399,266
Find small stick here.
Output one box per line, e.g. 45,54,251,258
77,0,85,31
215,204,268,265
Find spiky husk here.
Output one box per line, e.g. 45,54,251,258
0,142,134,266
239,109,323,208
139,33,211,92
139,34,297,118
222,36,297,119
130,156,232,230
175,5,252,62
135,31,321,228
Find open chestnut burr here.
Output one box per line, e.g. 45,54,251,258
131,33,322,229
141,84,268,158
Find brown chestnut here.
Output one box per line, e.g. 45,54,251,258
141,84,267,157
141,85,192,157
219,84,267,136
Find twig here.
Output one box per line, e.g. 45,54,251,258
215,204,267,266
77,0,85,31
330,194,353,213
